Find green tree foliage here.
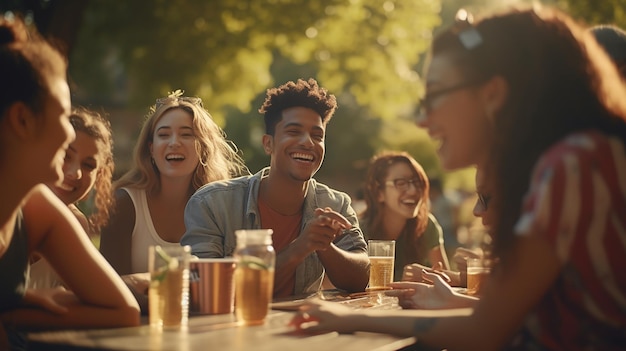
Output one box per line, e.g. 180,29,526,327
557,0,626,27
70,0,440,123
67,0,446,194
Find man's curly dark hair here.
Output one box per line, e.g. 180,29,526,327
258,78,338,135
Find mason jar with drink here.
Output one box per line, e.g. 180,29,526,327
233,229,275,325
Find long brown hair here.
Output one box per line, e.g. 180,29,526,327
431,7,626,262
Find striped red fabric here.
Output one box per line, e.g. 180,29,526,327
514,130,626,350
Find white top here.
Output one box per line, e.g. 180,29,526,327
28,257,63,289
124,187,182,273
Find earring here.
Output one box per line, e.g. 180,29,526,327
151,157,156,166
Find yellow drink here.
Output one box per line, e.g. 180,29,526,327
466,267,489,296
149,266,188,329
235,263,274,325
368,256,394,289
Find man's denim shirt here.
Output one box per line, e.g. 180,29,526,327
181,167,367,295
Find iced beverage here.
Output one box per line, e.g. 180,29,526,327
235,259,274,325
148,245,190,330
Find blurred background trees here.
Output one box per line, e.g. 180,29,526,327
2,0,624,210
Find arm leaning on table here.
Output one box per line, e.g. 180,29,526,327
314,190,369,293
311,208,369,293
388,271,478,310
273,206,369,294
1,186,140,330
275,185,369,294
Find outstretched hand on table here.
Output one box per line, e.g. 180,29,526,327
388,271,478,310
289,298,356,334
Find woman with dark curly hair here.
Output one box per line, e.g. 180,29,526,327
29,107,115,289
49,107,114,235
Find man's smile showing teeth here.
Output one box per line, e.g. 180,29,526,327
291,153,314,162
166,154,185,161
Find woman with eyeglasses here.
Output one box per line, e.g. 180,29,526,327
291,6,626,350
360,151,450,282
99,90,248,276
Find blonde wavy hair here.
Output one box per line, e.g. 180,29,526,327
114,91,249,196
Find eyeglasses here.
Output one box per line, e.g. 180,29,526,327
385,178,422,192
155,96,203,110
416,80,484,120
477,193,491,210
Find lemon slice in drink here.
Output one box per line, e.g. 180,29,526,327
240,256,269,270
151,247,179,284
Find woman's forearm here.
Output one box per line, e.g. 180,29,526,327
2,304,139,331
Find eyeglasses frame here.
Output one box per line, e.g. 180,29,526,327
384,177,423,192
416,80,486,121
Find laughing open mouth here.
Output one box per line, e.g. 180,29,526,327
291,152,314,162
165,154,185,161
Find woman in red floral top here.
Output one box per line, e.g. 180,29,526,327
291,6,626,350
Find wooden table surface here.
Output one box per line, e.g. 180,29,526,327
27,291,417,351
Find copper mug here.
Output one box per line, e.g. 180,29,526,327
189,258,236,314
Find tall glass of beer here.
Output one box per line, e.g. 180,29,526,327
367,240,395,290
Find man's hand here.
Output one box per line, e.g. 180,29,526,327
291,207,352,254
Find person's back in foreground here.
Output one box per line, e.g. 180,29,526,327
182,78,369,298
0,15,139,349
291,6,626,350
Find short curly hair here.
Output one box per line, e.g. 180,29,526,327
258,78,337,135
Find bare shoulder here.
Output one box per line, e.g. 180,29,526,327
22,185,77,250
22,185,69,222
